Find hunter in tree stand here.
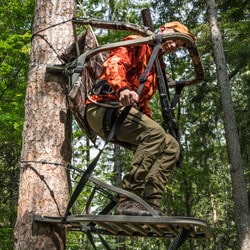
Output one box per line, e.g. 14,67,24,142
85,21,195,216
34,16,212,250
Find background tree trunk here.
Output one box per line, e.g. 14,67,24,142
206,0,250,248
14,0,76,249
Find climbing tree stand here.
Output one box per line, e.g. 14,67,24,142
34,17,212,249
34,176,212,250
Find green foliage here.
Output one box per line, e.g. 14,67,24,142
0,0,35,248
1,0,249,249
151,0,207,28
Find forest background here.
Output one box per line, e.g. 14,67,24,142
0,0,249,249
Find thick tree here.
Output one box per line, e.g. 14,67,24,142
14,0,76,249
206,0,250,248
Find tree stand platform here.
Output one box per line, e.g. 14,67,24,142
34,176,212,250
34,214,212,249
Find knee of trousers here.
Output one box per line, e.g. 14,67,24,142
141,124,168,151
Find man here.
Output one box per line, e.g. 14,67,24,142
86,22,195,216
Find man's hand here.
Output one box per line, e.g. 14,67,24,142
119,89,138,106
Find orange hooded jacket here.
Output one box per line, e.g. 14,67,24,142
87,22,195,118
88,35,157,118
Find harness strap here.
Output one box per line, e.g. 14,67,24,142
103,107,118,137
138,35,162,87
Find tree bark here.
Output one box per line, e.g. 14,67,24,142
206,0,250,249
14,1,76,249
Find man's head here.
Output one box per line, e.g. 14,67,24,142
158,21,195,53
159,21,195,41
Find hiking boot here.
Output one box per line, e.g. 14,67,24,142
116,199,165,216
116,199,152,216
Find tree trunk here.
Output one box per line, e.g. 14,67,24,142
14,1,76,249
206,0,250,249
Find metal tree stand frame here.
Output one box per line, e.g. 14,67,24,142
34,17,213,249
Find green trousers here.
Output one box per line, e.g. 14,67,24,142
86,103,180,207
